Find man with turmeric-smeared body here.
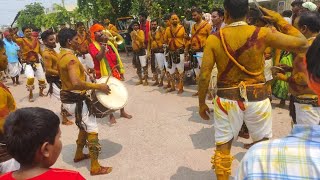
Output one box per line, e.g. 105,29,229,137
198,1,308,179
164,13,187,94
276,12,320,125
187,7,212,96
147,19,166,86
15,26,46,102
57,28,113,176
41,30,73,126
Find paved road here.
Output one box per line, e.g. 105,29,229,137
4,52,292,180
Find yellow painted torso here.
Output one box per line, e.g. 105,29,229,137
209,25,269,88
149,29,164,50
0,83,16,133
16,37,40,62
58,49,86,91
42,48,59,76
191,21,211,51
164,24,186,51
131,30,145,51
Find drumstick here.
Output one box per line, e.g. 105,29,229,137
105,64,120,84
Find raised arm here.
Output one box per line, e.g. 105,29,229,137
261,7,308,53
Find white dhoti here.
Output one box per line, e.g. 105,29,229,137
194,52,203,77
25,63,45,81
295,103,320,125
7,62,21,77
155,53,166,71
264,59,273,82
63,102,98,133
0,158,20,173
209,64,218,95
78,54,94,69
214,97,272,144
167,54,185,74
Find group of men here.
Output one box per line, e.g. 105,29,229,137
129,9,225,96
1,0,320,179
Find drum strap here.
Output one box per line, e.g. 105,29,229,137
60,90,92,131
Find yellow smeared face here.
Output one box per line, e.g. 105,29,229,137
170,14,180,26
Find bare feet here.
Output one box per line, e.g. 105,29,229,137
177,89,184,94
29,93,34,102
244,138,269,149
109,115,117,124
73,154,90,163
192,92,199,96
62,117,74,125
166,88,175,93
39,92,47,97
158,82,163,87
90,166,113,176
120,111,133,119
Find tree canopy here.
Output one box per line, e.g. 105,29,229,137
16,2,45,28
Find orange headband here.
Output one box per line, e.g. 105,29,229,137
90,24,104,40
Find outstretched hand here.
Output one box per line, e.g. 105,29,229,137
259,6,283,24
199,104,210,120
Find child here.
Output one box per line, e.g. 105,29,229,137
0,107,85,179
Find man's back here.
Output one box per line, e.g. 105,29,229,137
208,25,269,88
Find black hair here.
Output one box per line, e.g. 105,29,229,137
247,7,260,25
298,12,320,33
41,29,55,41
170,12,178,19
163,14,171,21
282,10,293,17
4,107,60,165
76,22,85,28
224,0,249,19
291,0,304,7
212,7,224,17
22,26,32,33
58,28,77,48
191,7,203,14
131,21,140,27
139,12,148,19
151,18,158,23
306,35,320,78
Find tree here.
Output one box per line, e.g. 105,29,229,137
16,2,45,28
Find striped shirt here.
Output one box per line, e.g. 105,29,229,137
236,125,320,180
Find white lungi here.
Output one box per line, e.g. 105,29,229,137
167,54,185,74
155,53,166,71
295,103,320,125
7,62,21,77
194,52,203,77
209,64,218,94
0,158,20,173
63,101,98,133
52,83,61,100
78,54,94,69
25,63,45,81
214,97,272,144
264,59,273,82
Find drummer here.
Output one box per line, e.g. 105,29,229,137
57,28,113,176
89,24,132,124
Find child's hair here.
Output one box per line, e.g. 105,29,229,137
4,107,60,165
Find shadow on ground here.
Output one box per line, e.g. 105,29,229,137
190,126,215,150
170,167,216,180
61,139,122,170
187,106,214,125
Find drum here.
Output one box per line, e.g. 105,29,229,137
91,76,129,118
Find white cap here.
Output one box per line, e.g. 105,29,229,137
302,2,318,11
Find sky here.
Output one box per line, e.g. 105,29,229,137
0,0,77,25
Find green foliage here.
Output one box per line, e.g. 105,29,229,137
16,2,45,28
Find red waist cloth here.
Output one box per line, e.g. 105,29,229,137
0,168,85,180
